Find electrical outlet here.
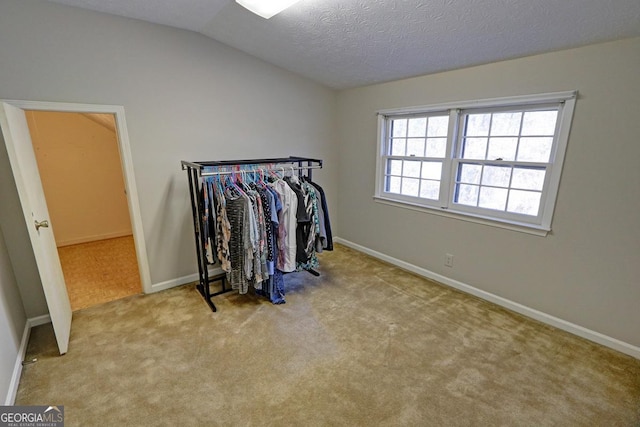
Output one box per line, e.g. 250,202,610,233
445,253,454,268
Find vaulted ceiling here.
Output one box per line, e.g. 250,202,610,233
44,0,640,89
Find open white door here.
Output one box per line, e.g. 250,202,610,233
0,102,72,355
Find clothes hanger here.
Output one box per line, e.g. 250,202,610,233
288,166,299,184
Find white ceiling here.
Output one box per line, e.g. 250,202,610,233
44,0,640,89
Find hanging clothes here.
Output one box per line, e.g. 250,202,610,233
270,177,298,273
200,184,215,264
224,185,251,294
199,164,332,304
307,179,333,251
212,179,232,272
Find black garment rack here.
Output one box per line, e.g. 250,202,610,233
181,156,324,312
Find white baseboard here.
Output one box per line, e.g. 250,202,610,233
28,314,51,327
5,323,29,405
151,267,223,293
334,237,640,360
5,315,52,405
56,231,132,247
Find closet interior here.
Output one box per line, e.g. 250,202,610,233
181,156,332,312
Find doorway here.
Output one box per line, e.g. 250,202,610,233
1,99,151,354
26,110,141,311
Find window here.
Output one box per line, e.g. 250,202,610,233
375,91,577,233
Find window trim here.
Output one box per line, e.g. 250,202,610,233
375,91,577,235
379,110,452,208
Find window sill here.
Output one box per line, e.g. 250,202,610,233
373,196,550,237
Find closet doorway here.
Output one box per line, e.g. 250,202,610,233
26,110,141,311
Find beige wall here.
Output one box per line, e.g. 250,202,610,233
27,111,132,247
0,212,27,404
0,0,338,317
336,37,640,348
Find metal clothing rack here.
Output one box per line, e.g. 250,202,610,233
181,156,324,312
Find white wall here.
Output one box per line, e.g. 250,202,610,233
0,219,28,404
0,0,338,316
336,37,640,348
27,111,132,247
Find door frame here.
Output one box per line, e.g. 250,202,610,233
2,99,152,294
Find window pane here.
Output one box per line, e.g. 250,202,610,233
458,163,482,184
403,160,421,178
479,187,508,210
388,159,402,175
401,177,419,197
456,184,479,206
392,119,407,137
390,138,406,156
408,118,427,137
465,114,491,136
461,138,487,159
426,137,447,158
420,180,440,199
421,161,442,180
490,112,522,136
507,190,541,216
481,165,511,187
511,168,546,191
517,137,553,162
387,176,401,193
521,111,557,136
406,138,425,156
427,116,449,137
487,137,517,161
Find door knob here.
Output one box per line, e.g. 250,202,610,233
35,220,49,231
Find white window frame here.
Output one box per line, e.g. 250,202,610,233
375,91,577,235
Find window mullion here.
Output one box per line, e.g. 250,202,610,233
440,109,459,209
484,113,493,160
418,160,424,198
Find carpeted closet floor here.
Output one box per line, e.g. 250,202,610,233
57,236,142,311
16,244,640,426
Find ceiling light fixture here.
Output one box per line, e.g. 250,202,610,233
235,0,301,19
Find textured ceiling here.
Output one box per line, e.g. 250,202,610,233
45,0,640,89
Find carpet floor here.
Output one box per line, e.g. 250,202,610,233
16,244,640,426
57,236,142,311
